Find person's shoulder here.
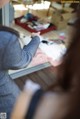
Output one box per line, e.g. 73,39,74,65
0,26,19,37
0,26,19,43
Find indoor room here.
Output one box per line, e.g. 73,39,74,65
0,1,80,119
10,1,80,89
0,0,79,90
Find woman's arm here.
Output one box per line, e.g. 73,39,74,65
3,33,41,70
11,80,68,119
11,80,41,119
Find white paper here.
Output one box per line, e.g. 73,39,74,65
39,42,66,61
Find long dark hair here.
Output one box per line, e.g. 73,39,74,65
46,9,80,118
47,8,80,92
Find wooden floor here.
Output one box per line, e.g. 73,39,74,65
14,66,57,91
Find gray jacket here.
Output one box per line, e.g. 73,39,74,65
0,27,40,119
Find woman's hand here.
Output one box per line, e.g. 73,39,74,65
31,32,40,37
24,80,41,93
31,32,43,42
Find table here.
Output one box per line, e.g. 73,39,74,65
9,24,66,80
9,42,65,80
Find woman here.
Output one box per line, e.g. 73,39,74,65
0,1,42,119
11,8,80,119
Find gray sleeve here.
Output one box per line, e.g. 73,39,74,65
3,35,40,70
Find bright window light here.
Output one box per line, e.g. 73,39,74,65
13,4,28,10
27,1,50,10
13,1,50,11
